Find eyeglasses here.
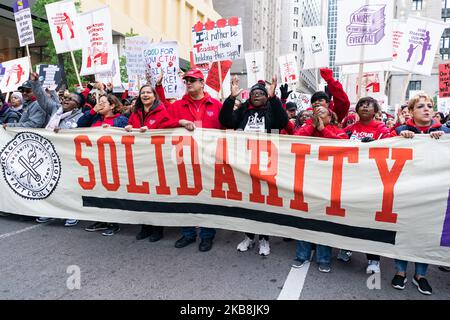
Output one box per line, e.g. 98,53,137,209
250,91,266,97
20,89,32,94
184,78,201,84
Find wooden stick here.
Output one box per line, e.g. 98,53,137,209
401,73,412,103
70,51,83,89
5,92,11,103
25,45,32,71
218,61,224,102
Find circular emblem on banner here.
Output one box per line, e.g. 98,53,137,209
0,132,61,200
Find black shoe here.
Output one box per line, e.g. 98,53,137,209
283,238,293,242
199,238,213,252
102,224,120,236
136,225,153,240
439,266,450,272
391,274,407,290
85,222,109,232
413,276,432,295
149,228,163,242
175,236,196,248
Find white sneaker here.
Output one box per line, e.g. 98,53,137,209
366,260,381,274
259,239,270,256
237,236,255,252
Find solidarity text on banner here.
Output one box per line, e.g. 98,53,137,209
0,128,449,267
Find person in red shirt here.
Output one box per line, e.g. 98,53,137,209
125,84,195,243
77,94,128,129
294,106,348,139
156,69,222,253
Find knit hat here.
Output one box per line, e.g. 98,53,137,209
286,102,297,111
311,91,330,104
250,80,268,97
11,92,23,104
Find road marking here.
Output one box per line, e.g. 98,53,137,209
277,262,311,300
0,224,42,240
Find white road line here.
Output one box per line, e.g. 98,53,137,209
277,262,311,300
0,224,42,240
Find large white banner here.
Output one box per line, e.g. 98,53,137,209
0,128,450,267
0,57,30,93
335,0,393,66
245,51,265,89
45,0,82,54
124,36,150,78
143,41,182,99
192,17,243,64
278,54,299,85
13,0,35,47
79,6,113,76
392,16,446,76
300,26,329,70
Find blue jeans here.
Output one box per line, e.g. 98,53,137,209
296,241,332,264
394,260,428,277
182,227,216,240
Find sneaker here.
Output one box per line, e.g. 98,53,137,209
259,239,270,256
85,222,109,232
337,249,352,262
136,225,153,240
36,217,53,224
439,266,450,272
64,219,78,227
366,260,381,274
199,238,213,252
102,225,120,236
174,236,196,248
148,228,163,243
391,274,407,290
237,236,255,252
318,263,331,273
292,258,308,269
413,276,432,295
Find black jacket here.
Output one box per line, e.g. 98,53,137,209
0,105,21,124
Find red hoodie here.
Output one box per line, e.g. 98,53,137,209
294,123,349,139
344,121,391,141
327,78,350,123
128,103,179,129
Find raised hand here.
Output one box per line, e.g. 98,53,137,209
268,77,277,98
230,76,243,98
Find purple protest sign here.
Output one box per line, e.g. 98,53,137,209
440,190,450,247
13,0,30,13
346,5,386,46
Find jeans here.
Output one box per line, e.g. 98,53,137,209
296,241,332,264
182,227,216,240
394,260,428,277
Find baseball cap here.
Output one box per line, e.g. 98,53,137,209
18,80,33,91
183,69,204,80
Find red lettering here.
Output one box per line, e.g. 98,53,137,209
74,135,96,190
319,147,359,217
172,136,203,196
369,148,413,223
247,140,283,207
152,136,171,195
122,136,149,194
97,136,120,192
211,138,242,201
290,144,311,212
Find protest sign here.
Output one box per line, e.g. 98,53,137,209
344,71,386,104
439,63,450,99
45,0,82,54
192,17,243,64
13,0,35,47
0,128,449,267
38,65,63,90
393,16,446,76
437,97,450,115
143,41,181,99
125,36,150,78
300,26,329,70
278,54,299,84
0,57,30,93
205,60,232,93
0,64,5,84
95,44,123,92
245,51,265,89
79,6,113,76
288,92,312,112
335,0,394,65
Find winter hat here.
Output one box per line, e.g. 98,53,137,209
311,91,331,104
286,102,297,111
250,80,268,97
11,92,23,104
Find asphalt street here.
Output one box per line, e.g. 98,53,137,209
0,214,449,300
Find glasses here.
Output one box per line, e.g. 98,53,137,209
20,89,32,94
250,91,266,97
184,78,201,84
65,97,76,102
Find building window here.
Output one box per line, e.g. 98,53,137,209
293,44,298,51
294,7,299,15
411,0,422,11
293,31,298,39
408,81,422,98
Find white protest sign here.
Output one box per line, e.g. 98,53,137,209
437,97,450,115
13,0,35,47
45,0,82,54
288,92,312,112
393,16,446,76
143,41,181,99
300,26,329,70
335,0,393,65
0,57,30,93
344,71,386,104
38,65,63,91
125,36,150,77
278,54,299,84
95,44,123,92
192,17,243,64
245,51,265,89
79,6,113,76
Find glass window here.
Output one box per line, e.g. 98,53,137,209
411,0,422,11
